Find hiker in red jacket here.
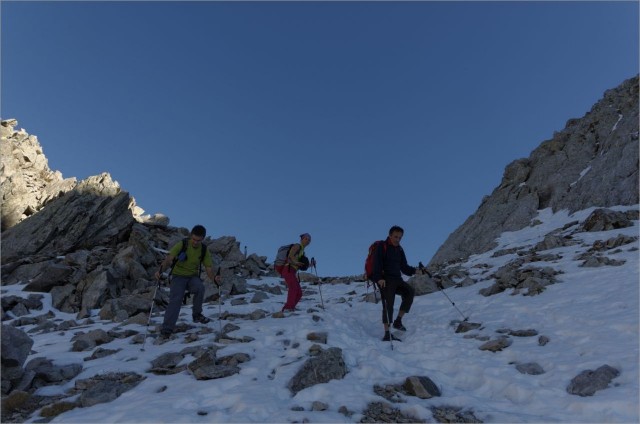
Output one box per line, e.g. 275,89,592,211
370,225,422,341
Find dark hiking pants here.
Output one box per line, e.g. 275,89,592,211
161,275,205,333
380,277,414,324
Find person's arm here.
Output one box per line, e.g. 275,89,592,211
205,265,222,286
155,254,175,280
154,241,183,280
399,247,417,276
288,244,302,267
202,249,221,286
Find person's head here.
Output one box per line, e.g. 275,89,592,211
388,225,404,247
299,233,312,247
190,225,206,246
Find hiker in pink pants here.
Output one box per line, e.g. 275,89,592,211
281,265,303,311
275,233,314,312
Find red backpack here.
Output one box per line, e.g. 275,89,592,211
364,240,387,282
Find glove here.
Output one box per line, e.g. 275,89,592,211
417,262,431,278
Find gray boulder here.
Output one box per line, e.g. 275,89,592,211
404,376,441,399
582,208,636,232
75,372,145,407
515,362,545,375
187,350,240,380
1,325,34,394
22,357,83,390
567,365,620,396
288,347,347,395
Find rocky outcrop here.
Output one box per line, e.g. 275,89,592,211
0,118,171,234
1,172,136,264
0,119,76,231
431,76,639,265
0,120,269,325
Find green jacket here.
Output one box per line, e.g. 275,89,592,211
169,240,213,277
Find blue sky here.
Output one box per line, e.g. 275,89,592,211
2,1,638,276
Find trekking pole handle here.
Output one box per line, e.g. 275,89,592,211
214,267,221,287
419,262,444,289
156,268,167,283
418,262,432,278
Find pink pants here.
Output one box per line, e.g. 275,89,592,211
278,266,302,311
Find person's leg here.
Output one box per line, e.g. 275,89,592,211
380,282,402,341
393,280,415,330
380,283,396,332
282,267,299,311
161,276,188,334
188,277,205,318
292,272,303,309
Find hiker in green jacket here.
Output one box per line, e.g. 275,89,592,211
154,225,221,337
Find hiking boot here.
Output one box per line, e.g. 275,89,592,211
158,330,172,342
392,318,406,331
193,314,210,324
382,331,401,342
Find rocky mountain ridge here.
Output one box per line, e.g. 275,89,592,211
430,75,639,266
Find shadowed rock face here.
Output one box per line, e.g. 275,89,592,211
430,75,639,266
1,173,135,264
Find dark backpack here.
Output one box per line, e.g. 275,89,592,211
364,240,387,282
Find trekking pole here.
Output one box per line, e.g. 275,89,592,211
366,279,378,303
373,281,379,303
216,267,222,335
419,262,468,322
379,283,394,351
311,257,324,310
366,280,379,303
141,275,163,351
